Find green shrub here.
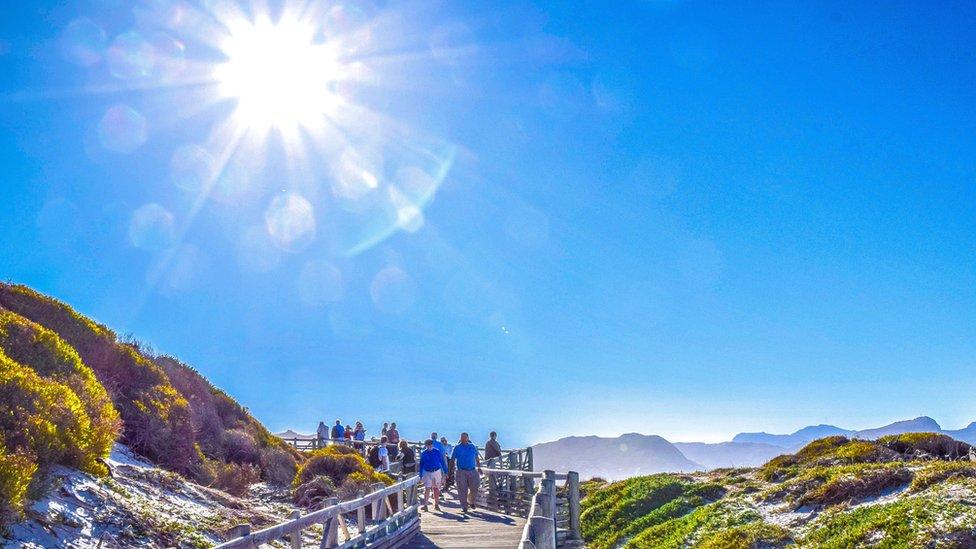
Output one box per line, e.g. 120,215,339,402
878,432,972,460
697,521,792,548
580,474,726,549
0,440,37,530
260,447,298,486
293,446,391,492
797,466,912,508
211,461,261,497
293,475,337,508
759,437,899,483
0,350,104,475
911,461,976,492
0,310,120,472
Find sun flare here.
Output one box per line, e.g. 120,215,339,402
215,17,342,130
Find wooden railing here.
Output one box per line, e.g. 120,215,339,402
479,466,582,548
214,475,421,549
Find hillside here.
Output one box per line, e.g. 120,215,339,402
580,433,976,548
533,434,699,479
0,283,299,532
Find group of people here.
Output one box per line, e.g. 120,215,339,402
316,419,370,445
313,420,504,515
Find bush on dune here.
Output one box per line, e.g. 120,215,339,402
0,439,37,530
0,310,120,471
0,284,198,475
292,446,391,507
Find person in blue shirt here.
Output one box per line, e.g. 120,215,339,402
331,419,343,441
440,436,455,489
452,432,482,514
419,439,447,511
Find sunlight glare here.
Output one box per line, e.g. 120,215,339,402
215,16,341,129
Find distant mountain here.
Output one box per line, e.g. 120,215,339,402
673,442,784,469
732,424,853,448
732,416,957,449
276,429,315,440
532,433,699,480
854,416,942,440
944,422,976,446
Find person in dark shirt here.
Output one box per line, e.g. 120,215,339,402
367,443,382,469
398,440,417,474
484,431,502,462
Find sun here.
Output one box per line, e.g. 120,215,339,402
214,16,342,130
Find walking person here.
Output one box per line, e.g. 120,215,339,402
381,422,389,438
484,431,502,462
453,432,482,514
331,419,344,442
399,440,417,474
344,424,353,444
419,439,446,512
440,436,455,489
387,422,401,456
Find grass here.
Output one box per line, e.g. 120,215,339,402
803,488,976,547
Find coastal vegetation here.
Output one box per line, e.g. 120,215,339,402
0,283,334,529
581,434,976,547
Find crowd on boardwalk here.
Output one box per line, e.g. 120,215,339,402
313,419,504,515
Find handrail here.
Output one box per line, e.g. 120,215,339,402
214,475,421,549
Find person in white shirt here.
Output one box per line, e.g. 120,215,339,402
377,436,391,472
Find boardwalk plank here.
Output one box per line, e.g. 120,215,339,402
402,494,525,548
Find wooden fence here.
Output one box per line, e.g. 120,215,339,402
214,476,421,549
480,468,582,549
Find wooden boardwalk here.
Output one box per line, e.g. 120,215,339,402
402,494,525,548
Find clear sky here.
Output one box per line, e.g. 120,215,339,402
1,1,974,446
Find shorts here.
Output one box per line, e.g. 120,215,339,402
422,469,443,488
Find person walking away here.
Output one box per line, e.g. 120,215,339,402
419,439,446,511
453,433,482,514
376,436,391,472
367,442,382,469
484,431,502,463
381,422,389,438
399,440,417,475
316,421,328,449
331,419,344,442
440,436,455,488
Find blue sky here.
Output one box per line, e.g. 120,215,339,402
1,0,974,446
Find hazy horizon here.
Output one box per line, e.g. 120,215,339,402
2,0,974,449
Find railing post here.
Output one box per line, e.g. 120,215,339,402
526,446,534,472
370,482,385,521
289,510,302,549
529,516,556,549
323,497,339,548
542,471,557,517
357,490,366,533
567,471,581,542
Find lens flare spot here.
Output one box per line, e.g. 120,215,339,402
236,225,282,272
60,18,107,67
369,266,417,314
129,203,175,251
265,193,316,252
298,260,343,306
332,149,379,203
170,144,215,192
107,31,155,80
151,33,186,81
99,105,148,153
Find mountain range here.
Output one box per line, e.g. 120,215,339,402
533,416,976,479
